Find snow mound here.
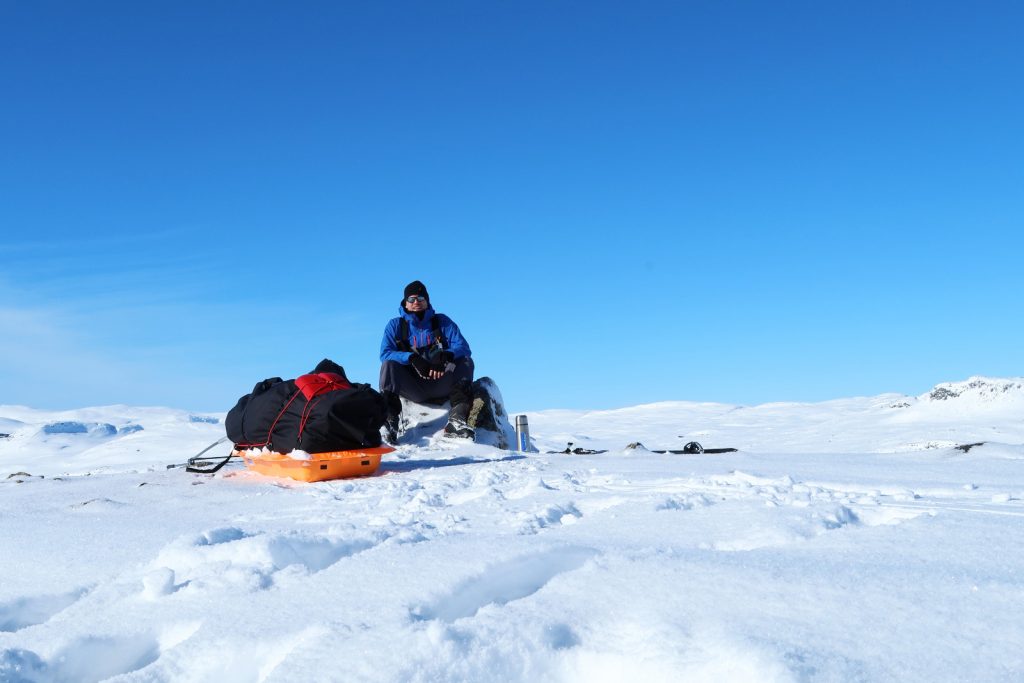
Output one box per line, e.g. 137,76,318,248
42,421,118,436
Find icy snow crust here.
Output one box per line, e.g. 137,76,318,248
1,377,1023,682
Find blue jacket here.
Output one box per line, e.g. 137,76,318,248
380,305,472,365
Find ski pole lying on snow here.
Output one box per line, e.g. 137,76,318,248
167,436,238,473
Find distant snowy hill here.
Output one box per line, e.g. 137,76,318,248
1,378,1022,682
0,406,224,477
521,375,1024,456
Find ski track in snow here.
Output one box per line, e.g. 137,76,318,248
2,378,1024,681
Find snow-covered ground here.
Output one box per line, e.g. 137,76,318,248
1,377,1023,682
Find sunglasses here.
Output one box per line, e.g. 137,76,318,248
405,295,427,303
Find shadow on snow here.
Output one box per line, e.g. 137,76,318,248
380,454,527,474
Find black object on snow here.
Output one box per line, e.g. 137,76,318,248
551,442,607,455
224,359,389,454
549,440,738,455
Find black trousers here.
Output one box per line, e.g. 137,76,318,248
379,358,475,405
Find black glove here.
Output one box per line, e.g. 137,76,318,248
431,351,457,375
409,354,432,378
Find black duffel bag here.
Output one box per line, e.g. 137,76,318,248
225,359,388,454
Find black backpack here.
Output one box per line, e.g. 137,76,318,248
225,359,388,454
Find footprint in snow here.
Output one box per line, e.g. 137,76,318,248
148,527,386,594
517,502,583,535
193,526,252,546
411,546,598,623
711,501,927,552
656,493,713,512
0,587,89,632
0,633,160,683
543,622,581,650
700,474,931,531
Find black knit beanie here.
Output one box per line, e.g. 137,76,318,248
403,280,429,303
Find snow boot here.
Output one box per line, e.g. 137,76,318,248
443,419,475,439
444,380,475,440
382,391,402,445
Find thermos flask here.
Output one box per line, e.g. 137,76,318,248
514,415,530,452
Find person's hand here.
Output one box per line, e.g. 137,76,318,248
428,359,448,378
409,354,432,379
428,352,456,378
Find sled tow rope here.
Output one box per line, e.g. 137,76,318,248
167,436,238,473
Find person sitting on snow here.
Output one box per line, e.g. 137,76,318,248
379,280,474,444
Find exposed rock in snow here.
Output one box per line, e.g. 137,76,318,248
924,376,1024,402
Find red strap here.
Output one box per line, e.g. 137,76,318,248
297,396,322,440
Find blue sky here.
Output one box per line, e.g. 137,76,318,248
1,1,1022,412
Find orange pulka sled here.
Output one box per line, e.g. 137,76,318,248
237,446,394,482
